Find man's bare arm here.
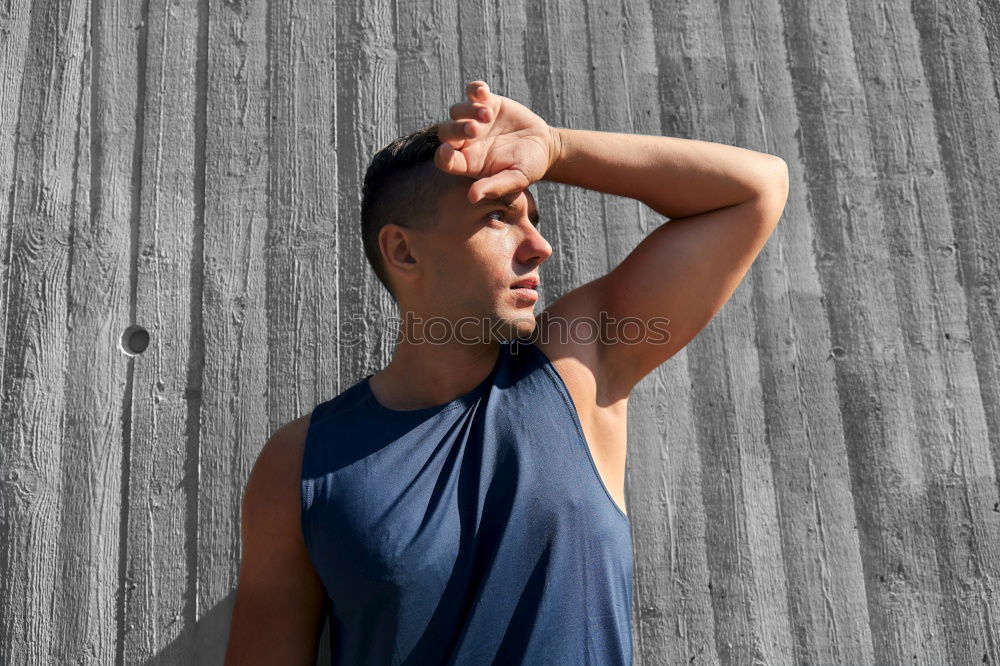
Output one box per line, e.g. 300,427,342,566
225,416,328,665
544,127,786,219
542,128,789,398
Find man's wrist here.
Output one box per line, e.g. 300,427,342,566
543,126,565,181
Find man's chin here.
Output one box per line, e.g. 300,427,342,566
463,311,537,344
497,312,539,342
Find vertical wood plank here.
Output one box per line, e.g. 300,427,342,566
0,0,33,371
905,0,1000,658
643,0,799,661
630,380,721,666
911,0,1000,490
121,0,201,660
456,0,523,104
334,0,397,382
0,0,88,662
196,0,270,661
395,0,459,133
52,0,142,660
779,0,950,661
266,0,338,423
267,1,338,661
722,0,876,662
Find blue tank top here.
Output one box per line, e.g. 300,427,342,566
300,339,634,664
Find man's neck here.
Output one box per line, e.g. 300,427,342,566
368,338,501,411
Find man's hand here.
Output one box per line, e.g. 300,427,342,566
434,80,562,204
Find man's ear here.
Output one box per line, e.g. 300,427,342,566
380,224,420,284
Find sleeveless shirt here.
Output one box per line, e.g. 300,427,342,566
300,339,634,664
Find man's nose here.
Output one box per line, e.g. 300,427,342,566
518,223,552,264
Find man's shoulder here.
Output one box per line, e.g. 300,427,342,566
265,376,385,462
268,412,313,460
244,412,313,517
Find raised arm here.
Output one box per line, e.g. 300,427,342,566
542,127,789,399
434,80,789,401
225,415,328,665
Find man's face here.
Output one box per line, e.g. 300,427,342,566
407,174,552,342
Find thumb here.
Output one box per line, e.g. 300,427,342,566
468,169,530,204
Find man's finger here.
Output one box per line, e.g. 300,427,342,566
434,143,468,175
465,80,489,101
449,101,487,121
437,120,472,148
467,169,529,204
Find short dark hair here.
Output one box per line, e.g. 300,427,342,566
361,122,452,301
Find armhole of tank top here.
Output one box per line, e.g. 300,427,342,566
299,406,336,610
535,351,630,524
299,405,318,557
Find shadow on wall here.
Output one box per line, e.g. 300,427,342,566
143,591,332,665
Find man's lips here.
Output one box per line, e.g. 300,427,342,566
510,278,540,289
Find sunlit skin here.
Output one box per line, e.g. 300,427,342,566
368,177,551,411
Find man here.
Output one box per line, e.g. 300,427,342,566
225,80,789,664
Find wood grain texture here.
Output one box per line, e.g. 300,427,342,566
652,0,800,661
335,0,396,383
118,0,201,661
194,0,269,663
0,0,32,402
52,0,138,662
736,0,874,661
1,0,999,663
849,0,1000,660
780,2,948,663
0,0,88,662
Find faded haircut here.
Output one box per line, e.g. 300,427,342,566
360,122,453,301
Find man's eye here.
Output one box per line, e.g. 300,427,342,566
485,209,540,228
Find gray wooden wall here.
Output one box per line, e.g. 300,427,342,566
2,0,999,663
